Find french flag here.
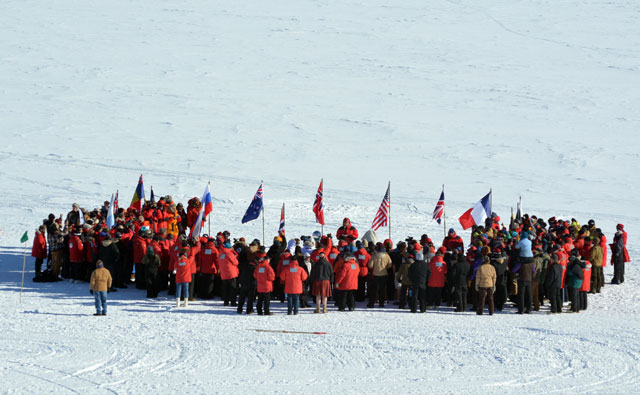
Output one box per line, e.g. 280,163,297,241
458,191,491,230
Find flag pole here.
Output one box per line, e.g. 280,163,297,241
208,181,211,237
261,180,265,245
20,238,27,304
321,178,324,235
388,181,391,240
442,184,446,239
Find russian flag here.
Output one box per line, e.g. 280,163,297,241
458,191,491,230
129,174,145,211
203,183,213,219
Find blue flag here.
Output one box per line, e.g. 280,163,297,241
242,183,264,224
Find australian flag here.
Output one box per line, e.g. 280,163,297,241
242,183,264,224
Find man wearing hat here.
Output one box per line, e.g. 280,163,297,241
89,260,112,316
611,224,629,284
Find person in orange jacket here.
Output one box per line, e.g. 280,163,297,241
69,230,85,283
336,217,359,243
197,237,218,299
254,255,275,315
279,258,308,315
218,241,239,306
355,241,370,301
335,252,360,311
32,225,47,279
427,251,447,309
276,250,295,303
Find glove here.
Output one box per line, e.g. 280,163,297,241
90,290,93,295
173,270,177,274
492,286,496,292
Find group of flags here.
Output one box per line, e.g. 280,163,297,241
93,174,507,241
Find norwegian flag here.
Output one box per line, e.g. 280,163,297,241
279,203,285,236
371,182,390,231
432,189,445,224
114,190,119,212
313,179,325,225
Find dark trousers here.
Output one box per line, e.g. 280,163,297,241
548,287,562,313
613,258,625,284
145,266,159,298
427,287,443,308
158,270,169,291
275,281,285,302
495,277,507,310
410,286,427,312
257,292,271,314
579,291,588,310
591,266,603,292
116,259,128,287
455,286,468,312
337,290,355,311
134,263,146,289
356,277,367,301
34,258,44,278
399,285,410,309
198,273,216,299
477,287,494,315
188,274,196,300
237,285,256,313
222,278,237,306
568,287,580,312
71,262,83,281
517,281,532,313
369,276,387,306
168,272,176,295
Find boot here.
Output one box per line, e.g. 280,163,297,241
314,306,321,314
176,298,180,308
184,299,189,307
322,305,328,314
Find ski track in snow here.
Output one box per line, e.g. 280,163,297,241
1,0,640,392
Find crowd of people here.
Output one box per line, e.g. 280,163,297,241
30,195,631,316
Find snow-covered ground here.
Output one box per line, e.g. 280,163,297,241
1,0,639,393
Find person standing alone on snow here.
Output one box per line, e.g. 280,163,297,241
611,224,629,284
89,260,112,316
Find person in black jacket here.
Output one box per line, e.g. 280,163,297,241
309,253,334,313
545,251,564,314
408,252,430,313
451,251,470,312
99,235,120,292
142,245,161,298
491,249,508,311
236,241,256,314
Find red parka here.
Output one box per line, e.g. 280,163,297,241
254,260,276,293
132,235,148,264
335,257,359,291
218,246,239,280
175,255,192,284
428,255,447,288
356,248,370,277
600,235,608,267
442,233,464,252
279,261,308,294
276,252,294,277
336,218,359,243
199,240,219,275
580,261,592,292
69,234,84,263
31,231,47,259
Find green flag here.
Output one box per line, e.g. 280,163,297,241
20,231,28,243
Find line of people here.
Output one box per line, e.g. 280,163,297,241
30,197,630,316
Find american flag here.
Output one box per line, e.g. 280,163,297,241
279,203,285,236
313,179,325,225
432,190,445,224
241,183,264,224
371,182,390,231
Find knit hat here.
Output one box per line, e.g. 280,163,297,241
617,224,624,230
96,260,104,267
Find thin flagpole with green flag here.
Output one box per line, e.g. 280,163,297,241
20,231,28,303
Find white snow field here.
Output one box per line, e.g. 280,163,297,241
1,0,639,393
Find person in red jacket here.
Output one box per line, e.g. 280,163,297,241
442,229,464,252
69,230,85,283
174,252,192,307
310,235,333,263
254,256,275,315
336,218,359,243
335,252,360,311
32,225,47,279
355,241,371,301
218,241,239,306
580,259,592,310
276,250,295,303
197,237,218,299
132,231,149,290
427,251,447,309
279,259,308,315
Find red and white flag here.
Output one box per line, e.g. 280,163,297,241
371,182,390,231
279,203,285,236
432,189,445,224
458,191,492,230
313,179,325,226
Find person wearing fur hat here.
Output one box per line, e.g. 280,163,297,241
142,245,161,298
89,260,112,315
